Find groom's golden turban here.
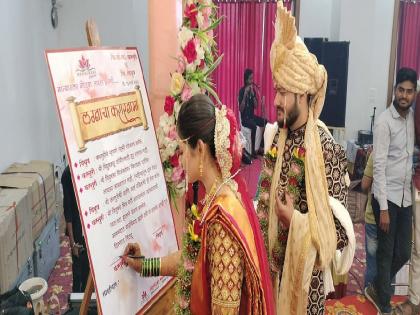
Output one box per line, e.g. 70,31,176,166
270,3,327,119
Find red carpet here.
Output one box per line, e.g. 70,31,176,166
325,295,406,314
44,234,72,314
346,222,366,296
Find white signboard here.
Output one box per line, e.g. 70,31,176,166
46,47,178,314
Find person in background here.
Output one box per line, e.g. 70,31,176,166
396,79,420,315
362,152,398,293
365,67,417,315
238,68,266,158
361,153,377,288
62,166,90,292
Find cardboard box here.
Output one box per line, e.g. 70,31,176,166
0,188,33,293
0,160,56,239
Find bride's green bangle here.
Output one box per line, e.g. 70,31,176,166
140,257,161,277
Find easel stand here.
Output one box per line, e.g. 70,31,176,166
79,19,102,315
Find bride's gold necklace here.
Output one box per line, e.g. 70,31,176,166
201,177,237,225
199,170,240,225
201,178,221,208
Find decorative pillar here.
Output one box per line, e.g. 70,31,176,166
148,1,184,246
148,1,183,125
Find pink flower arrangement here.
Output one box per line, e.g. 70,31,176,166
157,0,222,214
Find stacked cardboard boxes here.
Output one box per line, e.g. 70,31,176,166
0,160,62,292
0,161,56,240
0,188,33,293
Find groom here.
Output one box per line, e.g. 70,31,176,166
256,3,355,314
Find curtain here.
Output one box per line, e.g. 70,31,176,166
213,1,293,123
214,0,292,3
397,1,420,107
397,1,420,74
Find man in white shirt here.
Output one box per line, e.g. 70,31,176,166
365,67,418,315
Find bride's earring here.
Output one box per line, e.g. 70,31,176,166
199,155,203,178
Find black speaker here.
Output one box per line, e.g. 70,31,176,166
303,38,328,62
305,38,350,128
320,41,349,127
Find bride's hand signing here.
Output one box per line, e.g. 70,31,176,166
122,242,143,273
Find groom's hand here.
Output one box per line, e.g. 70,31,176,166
275,192,294,228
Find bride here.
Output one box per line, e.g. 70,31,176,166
123,94,274,315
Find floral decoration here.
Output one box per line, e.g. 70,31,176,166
156,0,223,202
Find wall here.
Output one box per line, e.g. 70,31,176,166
299,0,395,142
330,0,342,41
0,0,148,173
299,0,333,39
339,0,395,141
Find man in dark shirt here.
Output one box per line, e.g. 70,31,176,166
62,166,89,292
238,68,266,157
